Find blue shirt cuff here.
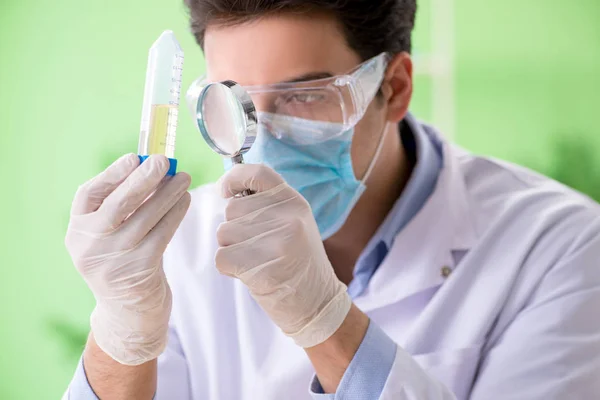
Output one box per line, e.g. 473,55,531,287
309,321,397,399
65,357,100,399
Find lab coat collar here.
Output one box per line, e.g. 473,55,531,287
354,124,478,313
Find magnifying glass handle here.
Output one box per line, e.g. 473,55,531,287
232,154,255,197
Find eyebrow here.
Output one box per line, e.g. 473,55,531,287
281,72,334,84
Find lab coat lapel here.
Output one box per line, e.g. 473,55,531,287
354,138,477,316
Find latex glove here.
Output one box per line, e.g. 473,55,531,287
65,154,191,365
216,164,352,348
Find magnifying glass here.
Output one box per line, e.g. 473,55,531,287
195,80,258,196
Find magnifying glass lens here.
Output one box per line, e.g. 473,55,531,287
202,84,247,155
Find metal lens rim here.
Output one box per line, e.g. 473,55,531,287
196,81,256,157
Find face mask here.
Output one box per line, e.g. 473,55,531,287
224,115,384,240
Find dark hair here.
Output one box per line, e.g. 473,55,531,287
184,0,417,61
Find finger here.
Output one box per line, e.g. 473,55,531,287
218,164,285,198
216,212,287,247
141,191,192,257
224,183,296,221
120,172,192,246
71,154,139,215
214,224,291,278
99,155,171,230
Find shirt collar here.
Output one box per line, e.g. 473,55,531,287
377,114,444,250
349,114,444,297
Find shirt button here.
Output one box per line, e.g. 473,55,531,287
441,266,452,278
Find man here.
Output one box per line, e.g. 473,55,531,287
64,0,600,399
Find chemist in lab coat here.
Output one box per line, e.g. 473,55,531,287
64,0,600,399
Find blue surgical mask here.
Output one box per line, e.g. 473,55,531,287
224,116,370,240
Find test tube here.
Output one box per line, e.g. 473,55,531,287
138,30,184,175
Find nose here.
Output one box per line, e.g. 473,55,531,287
248,92,276,114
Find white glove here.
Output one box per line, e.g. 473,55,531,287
65,154,191,365
216,164,352,348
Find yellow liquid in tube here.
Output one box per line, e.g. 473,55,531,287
146,104,178,158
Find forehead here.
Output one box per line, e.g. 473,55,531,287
203,12,362,86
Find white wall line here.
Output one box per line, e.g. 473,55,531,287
429,0,456,140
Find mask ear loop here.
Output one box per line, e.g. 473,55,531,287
356,56,393,184
360,121,390,184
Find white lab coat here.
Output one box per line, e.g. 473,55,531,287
158,132,600,399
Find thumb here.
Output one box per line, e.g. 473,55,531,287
218,163,285,198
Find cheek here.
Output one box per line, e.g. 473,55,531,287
350,127,372,180
350,105,387,180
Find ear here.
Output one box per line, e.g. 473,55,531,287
381,52,413,123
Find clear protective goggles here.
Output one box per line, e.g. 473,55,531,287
186,52,391,143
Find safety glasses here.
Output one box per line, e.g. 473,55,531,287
186,52,391,142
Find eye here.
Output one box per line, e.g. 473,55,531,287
282,92,325,104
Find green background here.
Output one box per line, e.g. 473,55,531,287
0,0,598,398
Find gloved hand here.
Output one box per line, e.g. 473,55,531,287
216,164,352,348
65,154,191,365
